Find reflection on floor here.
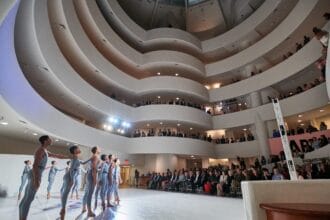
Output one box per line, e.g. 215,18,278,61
0,188,244,220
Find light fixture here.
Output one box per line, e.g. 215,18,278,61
32,132,38,136
160,122,163,125
66,143,70,146
147,124,150,127
157,96,161,99
190,127,193,130
157,72,161,75
238,103,242,106
175,73,179,76
55,139,59,142
0,122,8,125
122,122,131,128
176,97,180,100
320,109,325,112
205,85,210,90
109,117,118,124
177,123,181,127
298,115,303,118
190,155,194,158
300,123,305,126
243,128,247,131
297,120,302,123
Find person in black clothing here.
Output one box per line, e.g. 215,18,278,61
303,35,310,45
134,169,140,188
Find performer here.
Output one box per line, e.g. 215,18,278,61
59,145,89,220
47,160,64,199
19,135,70,220
106,154,114,207
65,160,70,173
112,158,122,205
18,160,32,200
94,154,109,210
82,146,100,217
70,166,86,200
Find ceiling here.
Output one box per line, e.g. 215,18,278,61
117,0,264,38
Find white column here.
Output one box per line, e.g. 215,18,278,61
254,113,270,160
250,91,262,108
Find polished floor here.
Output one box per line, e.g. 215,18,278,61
0,189,244,220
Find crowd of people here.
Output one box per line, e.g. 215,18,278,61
142,156,330,197
272,122,328,138
17,135,122,220
132,128,255,144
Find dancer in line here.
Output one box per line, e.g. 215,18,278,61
94,154,109,210
106,154,114,207
19,135,70,220
18,160,32,200
70,166,86,200
82,146,100,217
59,145,88,220
112,158,122,205
47,160,65,199
65,161,70,173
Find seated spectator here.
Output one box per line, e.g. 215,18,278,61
261,156,267,165
297,126,305,134
311,137,321,150
320,121,327,131
216,170,228,196
261,168,272,180
319,135,329,147
272,168,284,180
272,129,281,138
306,124,318,133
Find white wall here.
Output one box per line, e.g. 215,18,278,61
0,154,68,197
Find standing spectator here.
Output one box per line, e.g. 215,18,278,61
303,35,310,45
295,43,302,51
320,121,327,131
134,169,140,188
272,168,284,180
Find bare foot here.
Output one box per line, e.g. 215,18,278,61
87,212,96,217
47,192,50,200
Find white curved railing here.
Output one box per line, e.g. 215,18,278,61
209,39,323,101
326,29,330,99
66,0,206,79
206,0,320,77
212,83,328,129
15,0,212,128
0,1,216,156
214,141,259,158
97,0,284,61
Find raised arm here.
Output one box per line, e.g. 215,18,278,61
48,151,71,159
80,158,91,165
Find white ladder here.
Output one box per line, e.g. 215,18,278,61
272,98,298,180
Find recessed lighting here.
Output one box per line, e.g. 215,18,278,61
300,123,305,126
160,122,163,125
238,103,242,106
176,97,180,100
147,124,150,127
298,115,303,118
190,155,194,158
175,73,179,76
177,123,181,126
157,96,161,99
0,122,8,125
190,127,193,130
320,109,325,112
32,133,38,136
55,139,59,142
297,120,302,123
157,72,161,75
243,128,247,131
289,92,293,95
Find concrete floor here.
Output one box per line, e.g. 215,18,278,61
0,189,245,220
